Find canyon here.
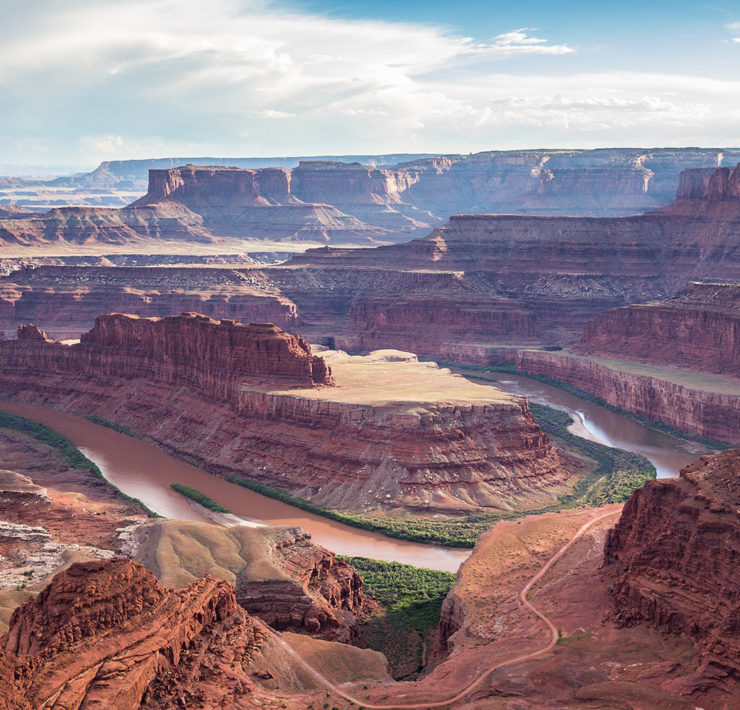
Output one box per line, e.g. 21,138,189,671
516,348,740,445
2,164,738,356
1,149,738,710
0,314,571,514
2,148,737,248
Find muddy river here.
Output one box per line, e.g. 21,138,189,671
0,374,709,572
486,373,710,478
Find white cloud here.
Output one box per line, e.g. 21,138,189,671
0,1,737,166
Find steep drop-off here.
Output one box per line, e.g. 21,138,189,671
576,282,740,376
0,314,569,513
604,449,740,693
0,265,300,339
516,349,740,445
2,558,265,709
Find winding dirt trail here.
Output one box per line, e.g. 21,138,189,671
267,509,620,710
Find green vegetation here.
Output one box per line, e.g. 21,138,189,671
474,365,728,451
529,403,655,506
170,483,232,513
227,403,654,548
84,415,136,437
0,410,159,517
340,556,455,679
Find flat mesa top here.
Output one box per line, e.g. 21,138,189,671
556,350,740,396
260,349,515,406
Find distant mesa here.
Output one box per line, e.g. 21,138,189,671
2,148,739,247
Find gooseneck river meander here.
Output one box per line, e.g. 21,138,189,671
0,372,709,573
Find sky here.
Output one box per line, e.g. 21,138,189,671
1,0,739,170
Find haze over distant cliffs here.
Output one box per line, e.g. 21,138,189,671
2,147,739,246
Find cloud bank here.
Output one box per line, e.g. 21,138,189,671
0,0,738,166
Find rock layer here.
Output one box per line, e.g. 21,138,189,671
576,281,740,376
515,349,740,445
604,449,740,691
2,558,265,709
0,265,300,339
0,315,567,513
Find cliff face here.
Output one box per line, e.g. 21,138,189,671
576,282,740,375
79,312,333,387
3,559,265,709
516,350,740,445
2,149,731,247
0,265,300,340
0,314,568,513
130,164,390,244
2,312,332,393
604,449,740,690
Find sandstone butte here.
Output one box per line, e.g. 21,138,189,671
3,161,738,363
2,148,737,250
0,313,569,513
604,448,740,697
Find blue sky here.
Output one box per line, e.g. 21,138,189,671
0,0,739,170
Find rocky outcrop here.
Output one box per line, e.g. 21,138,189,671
2,559,265,709
604,449,740,691
576,282,740,375
0,265,300,340
2,312,332,392
675,163,740,202
0,315,568,513
79,312,333,387
137,520,365,643
2,149,732,247
516,349,740,445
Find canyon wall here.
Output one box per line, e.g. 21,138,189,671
0,265,300,339
0,314,568,513
516,350,740,445
2,148,733,246
604,449,740,692
576,282,740,375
